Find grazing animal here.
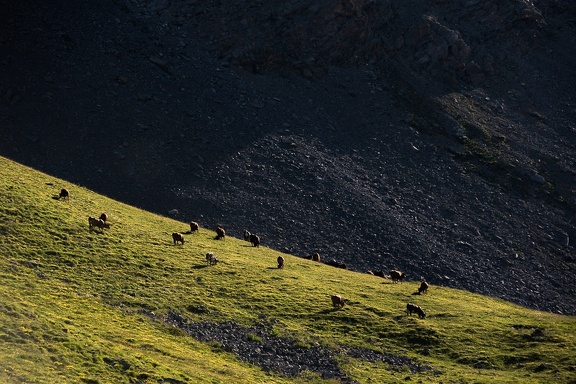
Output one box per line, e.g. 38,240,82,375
406,303,426,318
190,221,199,233
244,230,251,241
418,280,429,295
215,226,226,240
206,252,218,265
88,216,110,231
311,253,321,262
249,233,260,247
390,270,406,283
277,256,285,269
99,213,108,222
331,295,346,308
172,232,185,245
373,270,385,278
58,188,70,200
326,259,347,269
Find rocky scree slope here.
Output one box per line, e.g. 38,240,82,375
0,0,575,314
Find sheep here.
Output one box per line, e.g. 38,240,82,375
249,233,260,247
390,270,406,283
190,221,199,233
406,303,426,318
58,188,70,200
172,232,185,245
418,280,429,295
311,252,321,262
88,216,110,231
243,230,251,241
331,295,346,308
206,252,218,265
99,213,108,222
215,226,226,240
277,256,285,269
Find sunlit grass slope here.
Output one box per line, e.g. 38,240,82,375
0,156,575,384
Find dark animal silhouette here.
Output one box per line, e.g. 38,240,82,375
88,216,110,231
326,259,347,269
406,303,426,318
172,232,185,245
390,270,406,283
371,270,385,278
249,233,260,247
418,280,429,294
331,295,346,308
215,226,226,240
58,188,69,200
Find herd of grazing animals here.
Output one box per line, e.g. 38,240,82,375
56,186,429,319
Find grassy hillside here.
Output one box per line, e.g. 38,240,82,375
0,156,575,384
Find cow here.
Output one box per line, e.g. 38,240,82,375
58,188,70,201
406,303,426,318
172,232,185,245
390,270,406,283
277,256,285,269
249,233,260,247
88,216,110,232
206,252,218,265
99,213,108,222
331,295,346,308
311,253,321,262
190,221,199,233
418,280,429,295
243,230,251,241
215,226,226,240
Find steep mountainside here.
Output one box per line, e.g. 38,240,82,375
1,0,575,314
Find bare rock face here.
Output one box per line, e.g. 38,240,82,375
0,0,575,314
